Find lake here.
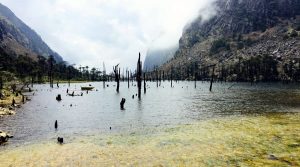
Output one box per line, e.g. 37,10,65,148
0,81,300,166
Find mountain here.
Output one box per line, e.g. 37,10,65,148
160,0,300,81
143,45,178,71
0,3,63,62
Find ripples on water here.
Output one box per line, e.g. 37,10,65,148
0,81,300,146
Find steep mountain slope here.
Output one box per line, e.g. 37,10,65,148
161,0,300,81
143,45,178,71
0,3,62,62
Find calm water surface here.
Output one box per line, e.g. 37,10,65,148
1,81,300,147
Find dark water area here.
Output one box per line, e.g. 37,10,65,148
1,81,300,147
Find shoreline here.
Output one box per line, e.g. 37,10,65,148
0,85,33,143
0,113,299,166
0,89,25,117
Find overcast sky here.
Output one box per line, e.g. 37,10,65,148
0,0,216,70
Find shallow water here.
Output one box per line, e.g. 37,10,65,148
0,81,300,166
1,113,299,166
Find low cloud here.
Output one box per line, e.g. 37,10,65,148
0,0,217,70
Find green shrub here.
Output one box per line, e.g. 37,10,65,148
210,38,230,55
290,30,298,37
237,42,244,49
283,34,289,40
244,38,256,46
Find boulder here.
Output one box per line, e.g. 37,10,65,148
0,107,15,116
0,131,13,144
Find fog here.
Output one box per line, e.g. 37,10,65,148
0,0,217,70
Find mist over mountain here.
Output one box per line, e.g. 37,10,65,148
0,3,63,62
143,45,178,71
160,0,300,81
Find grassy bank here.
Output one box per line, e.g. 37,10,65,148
1,113,299,166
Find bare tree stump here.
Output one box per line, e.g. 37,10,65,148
120,98,126,109
56,94,62,101
12,98,15,106
144,73,146,94
55,120,58,129
57,137,63,144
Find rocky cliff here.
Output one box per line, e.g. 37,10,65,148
160,0,300,81
0,3,63,62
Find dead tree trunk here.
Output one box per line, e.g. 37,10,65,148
156,68,158,87
131,71,133,86
194,62,197,89
103,62,106,88
119,68,121,82
159,70,161,86
137,53,142,98
127,70,130,88
171,66,173,88
144,72,146,94
113,64,120,93
31,76,34,88
0,77,2,90
48,55,54,88
0,76,2,99
194,72,197,89
67,67,71,87
209,65,215,92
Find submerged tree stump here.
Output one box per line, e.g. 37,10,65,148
55,120,58,129
144,73,146,94
56,94,62,101
57,137,63,144
120,98,126,109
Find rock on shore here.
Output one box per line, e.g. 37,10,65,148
0,131,13,144
0,107,15,116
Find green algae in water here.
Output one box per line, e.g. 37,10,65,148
0,113,299,166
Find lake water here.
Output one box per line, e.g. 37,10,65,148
1,81,300,147
1,81,300,166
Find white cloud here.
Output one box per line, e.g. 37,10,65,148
0,0,216,70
